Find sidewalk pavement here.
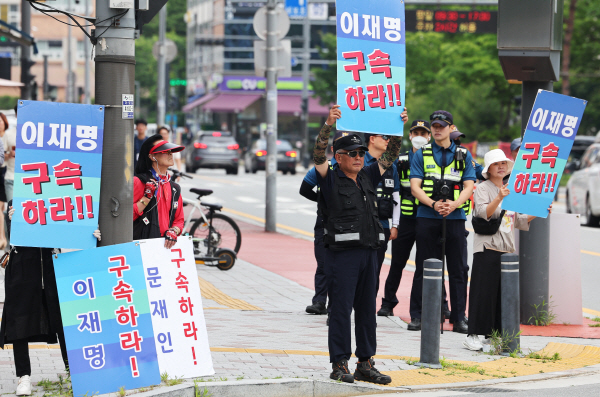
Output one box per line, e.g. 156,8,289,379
1,218,600,395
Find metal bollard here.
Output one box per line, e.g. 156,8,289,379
417,259,443,368
501,253,520,354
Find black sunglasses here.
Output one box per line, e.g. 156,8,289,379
375,135,390,141
337,150,366,158
430,113,452,123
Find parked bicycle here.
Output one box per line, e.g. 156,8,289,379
170,169,242,270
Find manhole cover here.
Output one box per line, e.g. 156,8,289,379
454,388,518,393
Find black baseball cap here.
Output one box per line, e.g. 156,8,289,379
410,120,431,132
333,133,367,153
430,110,453,127
450,130,466,140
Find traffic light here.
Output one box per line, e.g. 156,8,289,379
513,95,522,116
31,81,38,100
22,59,35,86
169,95,179,110
300,98,308,115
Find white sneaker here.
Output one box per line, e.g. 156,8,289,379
16,375,32,396
463,334,483,351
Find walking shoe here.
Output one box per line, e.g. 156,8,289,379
463,334,483,351
330,359,354,383
354,358,392,384
407,318,421,331
453,320,469,334
450,316,468,325
306,301,327,315
377,305,394,317
16,375,32,396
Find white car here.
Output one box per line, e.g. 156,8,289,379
566,143,600,226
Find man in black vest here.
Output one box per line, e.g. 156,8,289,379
313,105,407,384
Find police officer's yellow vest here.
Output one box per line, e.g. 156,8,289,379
421,144,470,214
398,152,418,216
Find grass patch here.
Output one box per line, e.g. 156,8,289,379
526,352,561,362
527,299,557,326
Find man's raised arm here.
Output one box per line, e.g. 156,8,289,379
314,105,341,178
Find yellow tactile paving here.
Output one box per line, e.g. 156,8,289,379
382,342,600,387
198,276,262,311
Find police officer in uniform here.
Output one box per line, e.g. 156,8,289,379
408,110,476,334
363,133,400,293
378,120,430,318
314,105,407,384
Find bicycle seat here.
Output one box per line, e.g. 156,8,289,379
203,202,223,211
190,188,213,197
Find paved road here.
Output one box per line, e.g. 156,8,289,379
179,166,600,314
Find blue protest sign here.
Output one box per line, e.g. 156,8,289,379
54,242,161,396
11,101,104,249
502,90,587,218
336,0,406,135
285,0,307,18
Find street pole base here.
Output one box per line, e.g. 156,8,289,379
415,362,442,369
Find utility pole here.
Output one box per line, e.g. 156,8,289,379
265,0,278,232
301,9,310,169
83,0,91,104
43,55,48,100
20,0,32,100
95,1,136,246
157,6,167,127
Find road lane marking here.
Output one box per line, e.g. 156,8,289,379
582,250,600,257
235,196,261,203
583,308,600,317
222,207,314,238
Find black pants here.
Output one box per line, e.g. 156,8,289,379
382,218,416,308
312,226,328,305
410,218,467,323
13,332,69,377
325,247,378,363
463,229,471,303
375,228,391,294
468,248,502,336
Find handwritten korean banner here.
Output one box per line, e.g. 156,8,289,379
11,100,104,249
336,0,406,135
502,90,587,218
54,238,213,396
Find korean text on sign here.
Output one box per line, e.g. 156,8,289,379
54,242,161,396
11,101,104,249
502,90,587,218
141,237,214,379
336,0,406,135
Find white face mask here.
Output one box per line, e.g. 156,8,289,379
411,136,429,150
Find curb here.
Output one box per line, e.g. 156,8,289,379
123,363,600,397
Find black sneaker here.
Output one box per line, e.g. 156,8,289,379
377,306,394,317
354,358,391,384
407,318,421,331
306,301,327,315
330,359,354,383
444,308,451,320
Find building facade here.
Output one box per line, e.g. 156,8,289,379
185,0,335,151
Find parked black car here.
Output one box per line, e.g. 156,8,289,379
564,136,596,175
244,139,297,175
186,131,240,174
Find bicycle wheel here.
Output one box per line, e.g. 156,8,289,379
189,213,242,254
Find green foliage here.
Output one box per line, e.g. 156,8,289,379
193,379,213,397
526,351,561,362
0,96,18,111
118,386,126,397
486,329,522,356
527,299,557,326
135,0,186,124
310,31,522,143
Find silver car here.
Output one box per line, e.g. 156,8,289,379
566,142,600,226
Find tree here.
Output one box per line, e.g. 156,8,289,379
311,33,337,106
135,0,187,124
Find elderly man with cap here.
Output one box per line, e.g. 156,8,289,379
510,137,522,161
378,119,430,318
408,110,476,334
313,105,407,384
133,134,185,248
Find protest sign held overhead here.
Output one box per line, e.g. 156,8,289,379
11,101,104,249
336,0,406,135
502,90,587,218
53,238,213,396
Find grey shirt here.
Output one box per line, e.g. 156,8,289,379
472,180,530,254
